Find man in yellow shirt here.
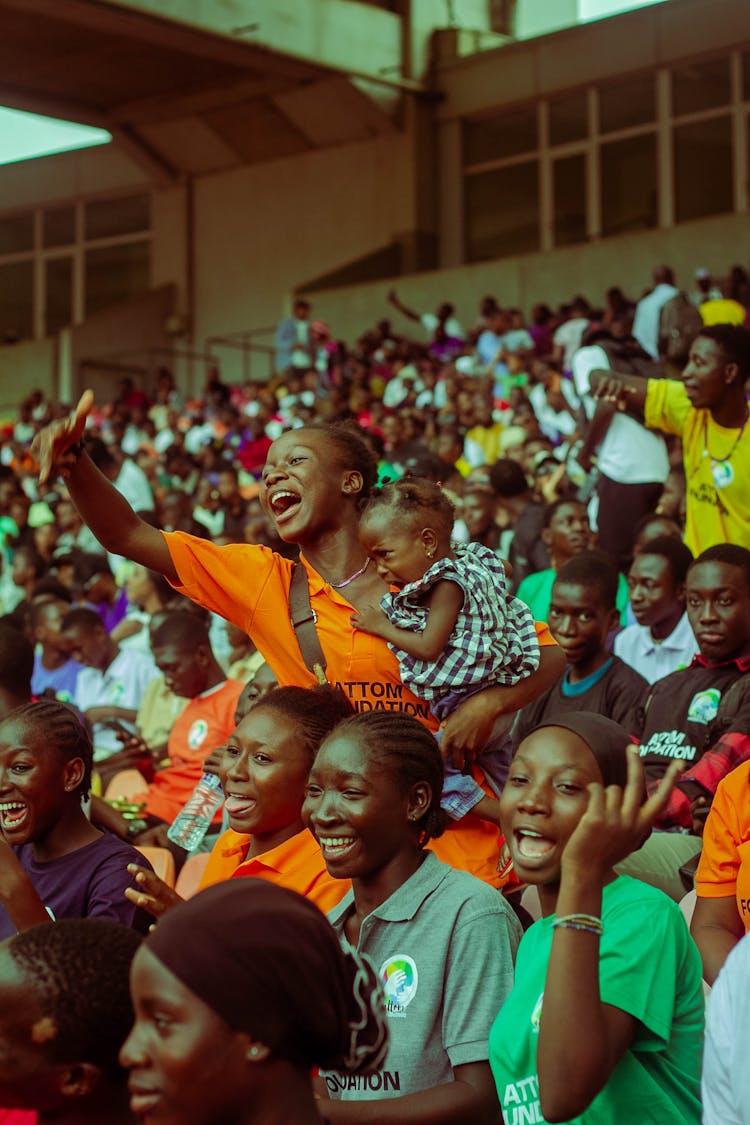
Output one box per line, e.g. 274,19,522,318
591,325,750,556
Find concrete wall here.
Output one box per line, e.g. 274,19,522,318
303,210,750,345
0,338,57,417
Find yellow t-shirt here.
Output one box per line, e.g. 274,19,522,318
699,298,747,327
645,379,750,556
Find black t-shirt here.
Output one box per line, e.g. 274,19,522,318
514,655,647,747
638,662,750,783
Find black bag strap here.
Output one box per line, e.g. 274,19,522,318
289,563,328,684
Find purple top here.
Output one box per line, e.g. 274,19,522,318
0,832,150,941
97,588,131,633
31,652,82,703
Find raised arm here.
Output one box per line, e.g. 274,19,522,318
0,841,54,932
32,391,177,581
387,288,421,323
536,751,683,1121
587,368,649,420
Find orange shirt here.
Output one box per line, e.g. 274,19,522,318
199,826,349,914
142,679,244,824
696,760,750,933
163,532,555,727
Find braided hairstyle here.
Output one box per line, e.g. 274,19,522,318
4,699,93,800
328,710,447,843
7,919,141,1077
361,477,455,540
251,685,355,760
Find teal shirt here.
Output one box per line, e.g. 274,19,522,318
516,568,630,626
489,876,703,1124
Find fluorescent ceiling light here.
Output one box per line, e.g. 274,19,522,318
0,107,110,166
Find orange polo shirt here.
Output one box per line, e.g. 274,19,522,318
163,532,555,725
199,826,349,915
696,760,750,933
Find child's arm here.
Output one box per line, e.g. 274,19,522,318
351,580,464,662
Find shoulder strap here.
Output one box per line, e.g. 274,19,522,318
289,563,328,684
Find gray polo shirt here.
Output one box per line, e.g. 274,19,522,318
322,851,521,1100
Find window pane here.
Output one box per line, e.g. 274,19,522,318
601,133,657,236
744,50,750,101
0,260,33,342
0,212,33,254
674,116,732,223
549,90,588,146
463,104,538,165
599,74,655,134
45,257,73,335
465,162,539,261
43,206,75,248
554,154,586,247
85,241,150,317
85,194,150,240
672,56,731,117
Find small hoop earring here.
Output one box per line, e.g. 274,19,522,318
249,1046,261,1058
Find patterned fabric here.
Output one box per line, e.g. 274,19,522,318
381,541,540,705
658,731,750,829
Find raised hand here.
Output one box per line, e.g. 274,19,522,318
561,746,684,879
32,388,94,485
124,862,184,920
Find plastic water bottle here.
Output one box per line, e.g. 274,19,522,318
167,772,224,851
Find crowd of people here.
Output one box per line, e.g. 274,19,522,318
0,261,749,1122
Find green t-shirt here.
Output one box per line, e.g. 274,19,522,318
489,875,703,1124
516,568,630,627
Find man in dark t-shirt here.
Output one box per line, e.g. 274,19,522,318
514,552,647,745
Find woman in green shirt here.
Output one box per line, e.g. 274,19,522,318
489,712,703,1124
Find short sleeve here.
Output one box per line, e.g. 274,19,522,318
598,893,694,1048
442,897,521,1067
86,843,153,928
696,775,744,898
645,379,692,437
163,532,279,632
421,313,438,332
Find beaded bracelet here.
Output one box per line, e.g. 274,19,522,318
552,913,603,937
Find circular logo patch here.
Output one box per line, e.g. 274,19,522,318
379,955,418,1016
187,719,209,749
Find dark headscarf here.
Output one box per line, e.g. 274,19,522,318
146,880,387,1072
528,712,633,788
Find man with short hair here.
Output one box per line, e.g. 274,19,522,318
615,536,698,684
62,607,158,762
617,545,750,898
92,611,243,847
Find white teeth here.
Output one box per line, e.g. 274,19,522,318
269,490,299,514
320,837,355,848
0,803,25,811
517,829,544,838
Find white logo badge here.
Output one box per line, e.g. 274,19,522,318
379,955,418,1017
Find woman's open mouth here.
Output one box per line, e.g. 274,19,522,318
0,803,29,833
513,828,556,862
268,491,301,522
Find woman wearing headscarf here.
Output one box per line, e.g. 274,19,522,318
490,713,704,1124
121,879,387,1125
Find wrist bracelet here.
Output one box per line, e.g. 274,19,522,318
68,438,85,460
552,913,603,937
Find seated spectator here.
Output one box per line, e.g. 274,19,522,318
54,498,102,555
615,536,698,683
489,458,550,590
491,714,702,1124
0,700,149,940
92,611,243,848
85,437,155,516
632,511,684,553
11,545,46,604
463,394,505,468
72,553,129,634
514,553,647,745
619,545,750,899
121,880,388,1125
114,563,172,653
0,919,140,1125
125,684,354,921
516,499,629,624
61,607,158,762
216,465,248,542
552,296,591,371
224,622,264,683
305,711,520,1119
691,760,750,984
29,597,81,703
0,625,33,719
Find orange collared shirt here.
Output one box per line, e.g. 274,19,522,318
199,826,349,915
